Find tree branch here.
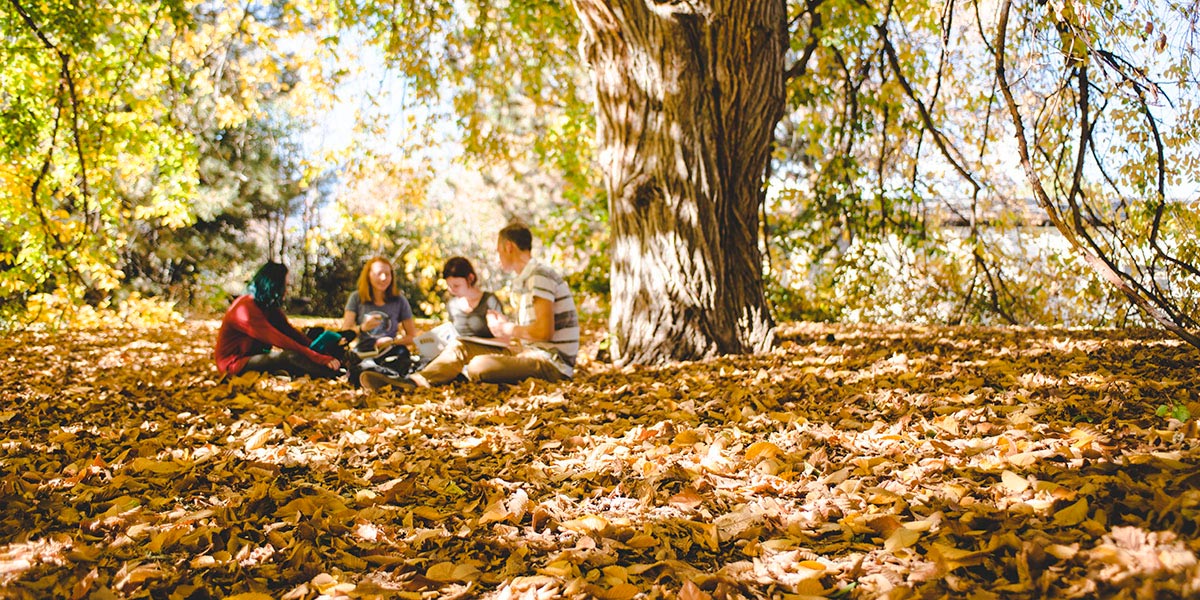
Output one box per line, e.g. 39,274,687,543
994,0,1200,348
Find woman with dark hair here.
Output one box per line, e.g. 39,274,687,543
441,256,505,338
341,256,417,355
213,261,342,378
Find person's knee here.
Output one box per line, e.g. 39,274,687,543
442,340,474,361
465,356,506,382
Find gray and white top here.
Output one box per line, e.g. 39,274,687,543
513,259,579,376
345,291,413,339
448,291,505,338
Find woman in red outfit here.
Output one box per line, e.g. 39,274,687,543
213,262,342,378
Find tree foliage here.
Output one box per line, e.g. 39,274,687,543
0,0,339,321
2,0,1198,351
764,0,1200,344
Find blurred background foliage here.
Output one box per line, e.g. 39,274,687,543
1,0,1197,333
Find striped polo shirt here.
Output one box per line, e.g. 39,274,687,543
513,259,579,376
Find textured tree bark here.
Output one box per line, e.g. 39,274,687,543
572,0,786,365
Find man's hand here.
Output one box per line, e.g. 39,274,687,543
487,310,515,340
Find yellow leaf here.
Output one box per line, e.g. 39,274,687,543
354,489,378,506
1000,470,1030,494
114,562,164,590
560,514,608,534
626,534,658,548
1007,452,1039,467
679,580,711,600
411,506,444,520
424,561,480,583
478,498,509,526
127,457,186,475
190,555,217,568
1045,543,1079,560
884,526,921,552
244,427,274,452
1053,498,1089,527
312,573,339,594
934,415,960,436
602,565,629,581
797,560,826,571
668,488,704,509
538,559,576,577
744,441,782,461
225,594,275,600
931,543,985,571
586,582,640,600
685,521,720,551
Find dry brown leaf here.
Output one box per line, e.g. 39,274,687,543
744,441,783,462
999,470,1030,494
884,525,922,552
1053,498,1089,527
3,322,1198,599
679,580,711,600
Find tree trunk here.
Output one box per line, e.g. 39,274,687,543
572,0,786,365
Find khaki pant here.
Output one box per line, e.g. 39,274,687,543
419,339,567,386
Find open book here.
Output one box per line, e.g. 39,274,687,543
457,335,511,348
414,322,458,363
413,324,511,367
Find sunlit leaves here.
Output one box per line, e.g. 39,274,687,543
769,0,1200,333
0,0,321,320
1,320,1199,596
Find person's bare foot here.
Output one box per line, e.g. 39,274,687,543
408,373,431,388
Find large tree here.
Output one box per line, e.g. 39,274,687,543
5,0,1197,356
571,2,787,364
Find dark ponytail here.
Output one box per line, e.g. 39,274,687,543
249,262,288,310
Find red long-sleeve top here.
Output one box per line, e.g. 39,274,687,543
213,295,332,375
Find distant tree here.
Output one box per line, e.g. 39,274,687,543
0,0,333,320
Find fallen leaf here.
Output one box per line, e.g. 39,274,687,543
1053,498,1089,527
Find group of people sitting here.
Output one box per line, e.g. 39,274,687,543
212,223,580,393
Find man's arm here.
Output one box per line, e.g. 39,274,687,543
513,297,554,342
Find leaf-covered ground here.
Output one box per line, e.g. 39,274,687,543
2,321,1200,599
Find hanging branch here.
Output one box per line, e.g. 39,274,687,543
994,0,1200,349
1064,66,1196,329
784,0,823,82
9,0,95,232
870,20,984,198
9,0,93,296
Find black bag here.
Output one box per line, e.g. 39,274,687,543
348,344,413,387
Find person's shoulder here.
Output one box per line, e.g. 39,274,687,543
230,294,256,309
529,260,563,278
531,262,566,285
346,291,361,303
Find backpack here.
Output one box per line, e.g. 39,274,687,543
306,327,355,362
348,344,413,387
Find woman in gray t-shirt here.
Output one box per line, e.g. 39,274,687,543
443,256,505,337
341,257,417,354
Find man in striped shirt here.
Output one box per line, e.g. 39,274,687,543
361,223,579,391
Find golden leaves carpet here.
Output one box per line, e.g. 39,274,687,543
1,322,1199,599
